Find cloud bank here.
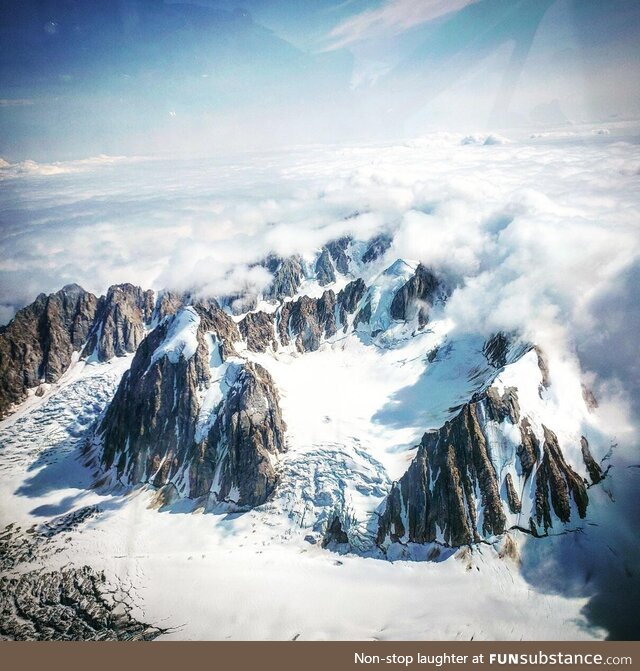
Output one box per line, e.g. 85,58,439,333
1,128,639,428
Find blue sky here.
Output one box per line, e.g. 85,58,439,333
0,0,639,160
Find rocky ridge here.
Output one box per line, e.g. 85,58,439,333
0,236,606,550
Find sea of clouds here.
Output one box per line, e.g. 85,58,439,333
1,128,639,425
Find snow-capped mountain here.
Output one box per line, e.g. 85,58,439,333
0,232,615,639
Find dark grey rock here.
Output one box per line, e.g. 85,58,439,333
377,386,589,547
99,306,285,508
378,392,508,548
278,290,337,352
362,233,392,264
337,278,366,330
239,311,276,352
322,515,349,547
483,332,511,369
517,418,540,481
99,310,211,484
0,566,165,641
534,426,588,532
389,263,442,326
315,248,336,286
326,236,351,274
505,473,521,514
263,254,304,301
0,284,99,417
83,283,154,361
581,436,603,484
194,361,287,506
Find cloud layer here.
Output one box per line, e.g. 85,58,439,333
1,129,639,427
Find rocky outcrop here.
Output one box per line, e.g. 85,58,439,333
196,300,241,359
534,426,588,532
153,290,184,321
192,361,286,507
517,418,539,481
98,305,285,508
238,281,365,353
322,515,349,547
362,233,392,264
504,473,521,514
238,311,276,353
483,332,512,369
263,254,304,301
337,278,366,331
315,248,336,286
99,307,210,483
377,386,590,548
581,436,603,484
0,284,99,417
326,236,351,274
83,284,154,361
483,332,533,372
278,290,337,352
377,394,507,547
389,263,442,326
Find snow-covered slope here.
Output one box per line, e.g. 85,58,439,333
0,241,621,641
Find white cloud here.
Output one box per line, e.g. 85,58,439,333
324,0,478,51
1,128,639,438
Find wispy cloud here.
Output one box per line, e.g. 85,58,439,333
0,98,35,107
324,0,478,50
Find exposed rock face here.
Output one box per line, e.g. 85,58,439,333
238,281,365,353
0,284,98,417
389,263,442,326
485,386,520,423
99,308,210,484
153,291,185,321
83,284,154,361
322,515,349,547
534,426,588,532
581,436,603,484
195,299,241,359
483,332,512,369
535,346,551,388
337,278,366,330
238,311,276,353
263,254,304,301
193,361,286,507
326,236,351,274
315,248,336,286
517,418,539,481
278,290,337,352
98,306,285,508
362,233,392,264
377,386,590,548
505,473,521,514
377,395,507,547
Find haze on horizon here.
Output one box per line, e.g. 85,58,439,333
1,0,639,161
